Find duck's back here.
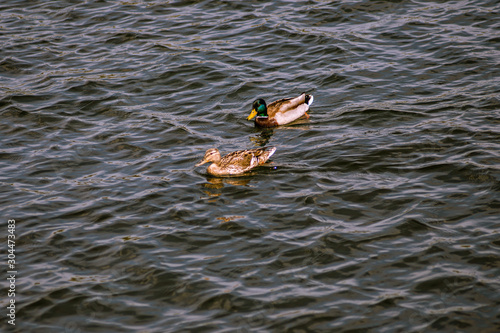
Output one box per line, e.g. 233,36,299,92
267,93,313,124
209,147,276,175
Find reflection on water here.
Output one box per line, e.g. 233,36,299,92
250,128,276,147
200,176,254,195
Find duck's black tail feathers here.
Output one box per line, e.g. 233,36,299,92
304,94,314,106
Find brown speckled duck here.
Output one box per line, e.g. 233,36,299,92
247,93,314,127
195,147,276,176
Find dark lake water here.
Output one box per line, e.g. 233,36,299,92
1,0,500,332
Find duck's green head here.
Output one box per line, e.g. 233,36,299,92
247,99,268,120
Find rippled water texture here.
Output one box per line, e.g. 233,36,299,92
1,0,500,332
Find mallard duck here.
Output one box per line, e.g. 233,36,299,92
195,147,276,176
247,93,314,127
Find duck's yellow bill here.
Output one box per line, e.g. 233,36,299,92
247,109,257,120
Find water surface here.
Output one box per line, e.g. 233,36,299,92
1,0,499,332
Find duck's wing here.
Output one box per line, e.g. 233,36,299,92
267,93,313,124
218,150,254,174
251,146,276,165
219,147,276,173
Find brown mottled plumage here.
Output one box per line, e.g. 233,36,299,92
195,147,276,176
247,93,314,127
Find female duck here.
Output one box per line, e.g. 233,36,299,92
195,147,276,176
247,93,314,127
